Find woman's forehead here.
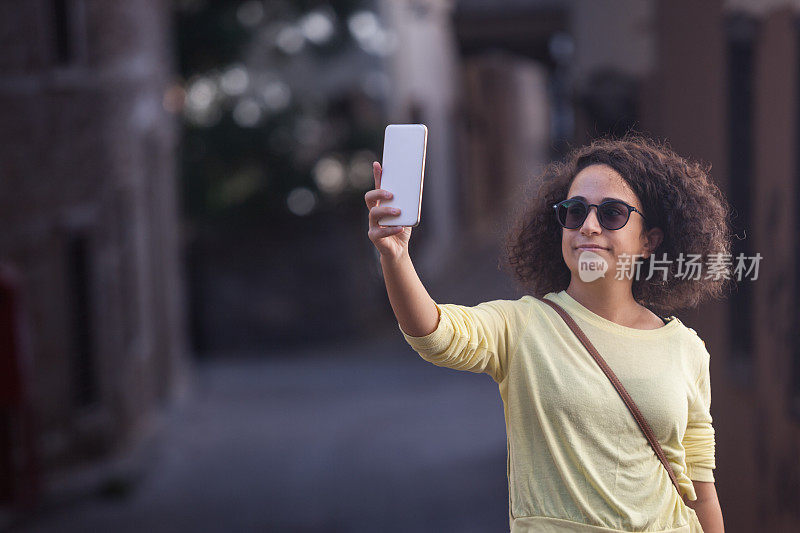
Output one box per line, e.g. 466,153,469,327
567,165,638,205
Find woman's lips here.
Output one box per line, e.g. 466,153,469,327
576,245,607,250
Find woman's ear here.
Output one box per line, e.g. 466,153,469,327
642,227,664,259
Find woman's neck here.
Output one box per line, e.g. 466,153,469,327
565,280,647,325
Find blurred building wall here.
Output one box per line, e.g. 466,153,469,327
570,0,655,89
0,0,189,480
444,1,570,256
381,0,462,279
571,0,656,143
459,53,550,243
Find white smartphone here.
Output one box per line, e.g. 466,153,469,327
377,124,427,227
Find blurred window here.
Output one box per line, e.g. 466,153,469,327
66,233,98,407
725,13,757,386
52,0,72,64
51,0,85,66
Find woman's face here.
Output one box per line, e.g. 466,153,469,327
560,164,662,283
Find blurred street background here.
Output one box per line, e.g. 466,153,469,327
1,0,799,531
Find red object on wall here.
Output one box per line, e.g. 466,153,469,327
0,263,40,509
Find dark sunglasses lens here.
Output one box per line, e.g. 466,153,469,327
558,200,586,228
599,202,630,229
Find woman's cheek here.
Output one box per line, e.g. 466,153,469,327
561,243,575,269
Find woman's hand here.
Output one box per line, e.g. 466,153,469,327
365,161,411,261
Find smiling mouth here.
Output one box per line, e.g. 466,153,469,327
576,246,607,250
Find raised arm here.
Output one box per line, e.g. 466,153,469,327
397,298,526,383
365,161,439,337
365,161,527,383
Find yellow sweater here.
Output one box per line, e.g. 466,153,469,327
399,290,715,532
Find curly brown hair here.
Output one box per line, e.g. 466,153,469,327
500,133,736,314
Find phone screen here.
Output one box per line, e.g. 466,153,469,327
377,124,427,227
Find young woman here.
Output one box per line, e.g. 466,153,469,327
365,134,731,532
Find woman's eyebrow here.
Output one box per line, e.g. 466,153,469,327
569,195,628,203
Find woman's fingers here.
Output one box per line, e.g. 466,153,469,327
363,162,385,209
369,225,404,240
364,188,393,208
373,161,381,189
369,205,401,228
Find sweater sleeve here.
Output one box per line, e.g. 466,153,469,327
398,299,520,384
681,347,716,483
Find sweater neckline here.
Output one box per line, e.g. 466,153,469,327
542,290,681,338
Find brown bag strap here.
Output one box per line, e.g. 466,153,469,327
541,297,683,499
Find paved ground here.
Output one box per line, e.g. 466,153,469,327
4,237,518,532
11,336,511,532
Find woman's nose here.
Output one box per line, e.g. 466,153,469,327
580,206,602,234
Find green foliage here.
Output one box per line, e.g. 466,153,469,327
174,0,385,230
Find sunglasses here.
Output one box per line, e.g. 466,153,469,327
553,198,647,230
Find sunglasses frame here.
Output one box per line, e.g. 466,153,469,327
552,198,647,231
